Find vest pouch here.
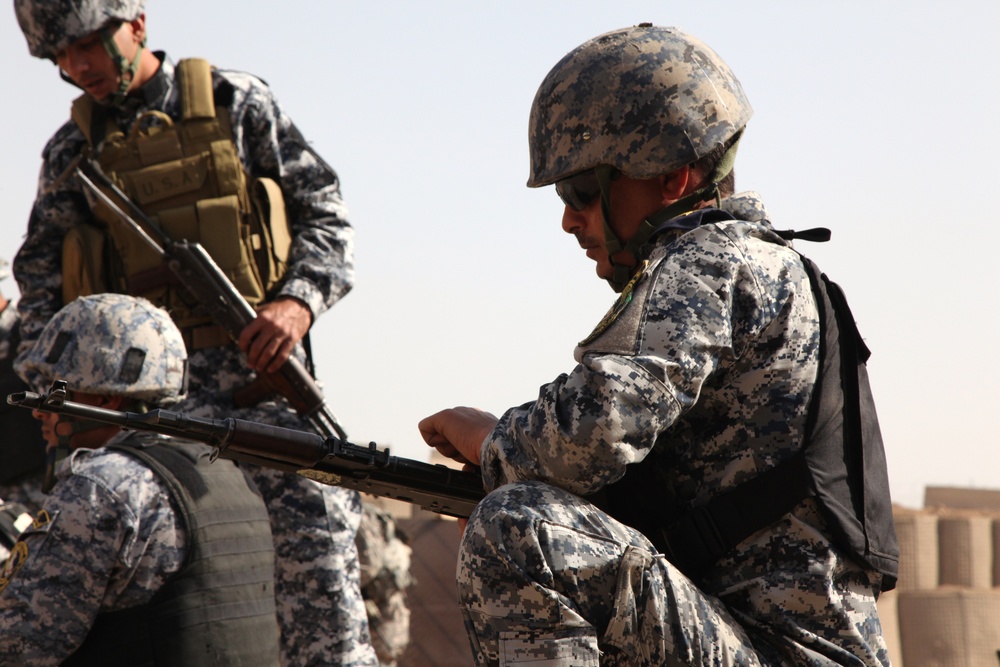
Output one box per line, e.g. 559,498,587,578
250,177,292,295
83,180,163,297
70,58,276,338
62,223,110,304
121,152,213,209
132,111,183,166
193,195,266,307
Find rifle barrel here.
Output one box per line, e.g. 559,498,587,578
8,382,485,518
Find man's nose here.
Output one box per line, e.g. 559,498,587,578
561,206,585,234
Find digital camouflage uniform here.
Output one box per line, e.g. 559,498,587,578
460,193,891,666
0,432,188,664
13,54,375,666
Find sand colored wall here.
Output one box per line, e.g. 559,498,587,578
886,492,1000,667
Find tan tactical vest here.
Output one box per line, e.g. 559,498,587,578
64,58,292,345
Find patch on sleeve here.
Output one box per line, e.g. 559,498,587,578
31,509,52,531
0,541,29,595
0,508,56,594
579,260,649,346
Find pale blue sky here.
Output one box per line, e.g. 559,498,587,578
2,1,997,508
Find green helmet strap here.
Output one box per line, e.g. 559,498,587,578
597,164,623,256
98,23,145,106
602,132,744,292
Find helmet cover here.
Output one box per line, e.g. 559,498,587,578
15,0,146,60
20,293,187,404
528,24,752,186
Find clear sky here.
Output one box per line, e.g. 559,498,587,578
2,1,997,509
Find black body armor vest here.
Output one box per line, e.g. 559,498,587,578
595,213,899,590
62,439,281,666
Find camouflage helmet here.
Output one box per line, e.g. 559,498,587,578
527,24,752,187
14,0,146,61
20,293,187,405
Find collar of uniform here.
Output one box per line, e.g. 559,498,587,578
111,51,174,119
719,191,769,226
641,207,734,253
632,191,772,266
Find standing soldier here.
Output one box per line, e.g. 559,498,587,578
0,293,281,665
12,2,377,664
420,24,898,666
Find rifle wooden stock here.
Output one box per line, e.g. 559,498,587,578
75,161,348,440
9,383,485,518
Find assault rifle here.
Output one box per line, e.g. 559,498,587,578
74,159,348,441
9,381,486,518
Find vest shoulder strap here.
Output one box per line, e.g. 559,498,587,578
70,57,217,147
71,94,118,149
175,58,215,121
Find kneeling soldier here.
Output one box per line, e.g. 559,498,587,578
0,294,280,666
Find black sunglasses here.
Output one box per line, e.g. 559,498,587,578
555,168,619,211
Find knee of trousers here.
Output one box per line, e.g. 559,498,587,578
457,482,573,584
462,481,581,544
458,481,632,590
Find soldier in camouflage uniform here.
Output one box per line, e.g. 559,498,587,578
420,24,898,666
0,293,281,665
12,2,376,665
356,502,413,667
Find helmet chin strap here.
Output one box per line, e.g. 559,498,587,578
97,23,145,106
598,131,744,293
56,24,146,105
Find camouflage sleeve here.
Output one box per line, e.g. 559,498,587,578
479,224,780,496
0,473,132,664
221,70,353,319
480,356,684,496
11,124,92,386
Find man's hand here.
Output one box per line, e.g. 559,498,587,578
238,297,313,373
418,407,498,467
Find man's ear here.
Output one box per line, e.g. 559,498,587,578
660,166,692,204
129,15,146,45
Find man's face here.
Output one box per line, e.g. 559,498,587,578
559,171,665,280
32,407,60,450
54,21,140,100
32,390,108,451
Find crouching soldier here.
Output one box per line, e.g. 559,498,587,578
0,294,280,666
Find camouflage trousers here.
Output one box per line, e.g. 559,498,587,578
181,345,378,667
457,481,779,667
